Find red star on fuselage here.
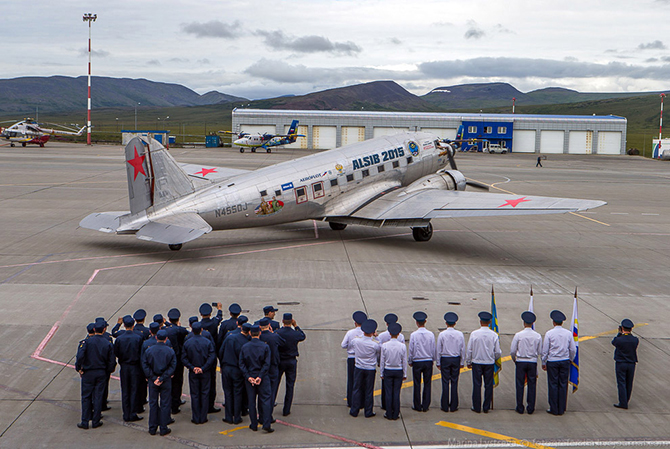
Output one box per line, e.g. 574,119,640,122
127,146,146,180
498,196,531,208
194,167,217,177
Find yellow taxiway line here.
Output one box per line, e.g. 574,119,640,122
436,420,555,449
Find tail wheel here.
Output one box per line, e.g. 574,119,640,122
412,222,433,242
329,222,347,231
168,244,183,251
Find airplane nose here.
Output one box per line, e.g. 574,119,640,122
234,138,244,145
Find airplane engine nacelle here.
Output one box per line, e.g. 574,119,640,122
404,170,466,194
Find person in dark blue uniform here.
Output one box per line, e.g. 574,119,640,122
259,316,285,422
142,322,172,355
85,322,95,338
76,321,116,429
200,302,223,413
133,309,151,340
132,309,151,413
255,305,280,331
142,329,176,436
182,322,216,424
186,316,214,345
276,313,306,416
612,319,639,409
219,317,251,424
166,308,189,415
94,317,113,412
113,315,144,422
239,325,273,432
218,303,242,343
153,314,166,329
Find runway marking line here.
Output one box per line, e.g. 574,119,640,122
219,425,247,437
277,419,385,449
436,420,555,449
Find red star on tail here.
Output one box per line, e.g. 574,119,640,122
498,196,531,208
194,167,217,177
127,146,146,180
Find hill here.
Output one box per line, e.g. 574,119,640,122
0,76,247,114
247,80,444,112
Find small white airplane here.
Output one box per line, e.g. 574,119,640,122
0,118,85,147
80,131,606,250
229,119,305,153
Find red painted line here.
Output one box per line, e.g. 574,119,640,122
277,419,385,449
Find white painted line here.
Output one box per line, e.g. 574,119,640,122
610,212,629,215
641,213,660,216
306,442,670,449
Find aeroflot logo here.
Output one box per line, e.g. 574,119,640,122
299,172,327,183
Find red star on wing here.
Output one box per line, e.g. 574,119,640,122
498,196,531,208
127,146,146,181
194,167,218,177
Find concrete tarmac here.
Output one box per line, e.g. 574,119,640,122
1,142,669,449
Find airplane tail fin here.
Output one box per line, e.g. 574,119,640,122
456,124,464,141
287,120,299,136
124,136,195,215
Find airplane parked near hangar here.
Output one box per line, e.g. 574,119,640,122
0,118,85,147
230,119,305,153
80,131,606,250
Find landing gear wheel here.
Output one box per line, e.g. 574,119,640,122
39,143,45,147
251,148,256,153
266,148,271,153
22,142,26,147
329,222,347,231
10,143,15,147
168,244,183,251
412,222,433,242
239,148,245,153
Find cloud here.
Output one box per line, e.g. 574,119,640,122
147,59,161,66
198,58,211,65
169,57,189,63
431,21,454,28
646,58,659,62
78,48,110,58
638,40,666,50
389,37,402,45
254,30,361,55
495,24,514,34
181,20,240,39
464,21,485,40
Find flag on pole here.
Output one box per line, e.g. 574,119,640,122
490,285,502,387
529,285,535,330
569,287,579,393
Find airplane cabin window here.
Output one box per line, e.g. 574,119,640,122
275,190,281,197
362,169,369,178
392,160,400,169
295,186,308,204
330,179,338,187
377,164,385,173
346,174,354,182
406,157,413,164
313,182,325,198
260,190,267,197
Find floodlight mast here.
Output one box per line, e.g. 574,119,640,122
659,93,665,159
83,13,97,145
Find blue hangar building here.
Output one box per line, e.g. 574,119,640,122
232,109,627,155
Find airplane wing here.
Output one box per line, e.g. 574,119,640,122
136,212,212,244
179,163,250,182
326,189,606,227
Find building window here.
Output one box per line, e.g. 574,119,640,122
330,178,338,187
346,174,354,182
295,186,307,204
312,182,325,198
468,126,477,133
377,164,385,173
260,190,267,197
275,190,281,197
392,160,400,169
484,126,493,134
362,169,369,178
498,126,507,134
406,156,413,164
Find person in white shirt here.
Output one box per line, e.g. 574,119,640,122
436,312,465,412
466,311,502,413
341,311,367,408
408,311,435,412
510,311,542,414
541,310,576,415
380,323,407,420
378,313,405,411
349,319,381,418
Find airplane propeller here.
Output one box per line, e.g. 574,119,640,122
438,139,489,191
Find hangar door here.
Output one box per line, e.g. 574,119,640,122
373,127,410,139
312,126,336,150
342,126,365,146
282,124,308,149
421,128,457,140
512,130,536,153
540,130,565,154
597,131,622,155
568,131,593,154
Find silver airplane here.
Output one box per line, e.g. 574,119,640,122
80,132,606,250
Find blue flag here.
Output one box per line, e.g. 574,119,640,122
569,288,579,393
490,285,502,387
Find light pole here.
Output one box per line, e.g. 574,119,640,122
83,13,97,145
512,97,516,114
658,93,665,159
135,102,140,130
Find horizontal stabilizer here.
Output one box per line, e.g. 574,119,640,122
79,212,129,233
179,163,250,181
135,212,212,245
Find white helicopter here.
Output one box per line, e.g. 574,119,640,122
0,118,85,147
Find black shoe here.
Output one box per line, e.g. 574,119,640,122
471,407,481,413
483,409,489,414
208,407,222,413
349,411,358,418
450,408,459,412
383,414,392,420
160,428,171,436
149,429,157,435
101,405,111,411
192,419,198,424
411,407,422,412
172,409,180,414
201,419,208,424
263,427,274,433
180,399,186,405
271,418,276,424
233,418,243,424
249,424,258,431
128,415,144,422
423,408,429,412
136,407,146,413
76,422,88,430
614,403,628,409
222,418,233,424
282,411,290,417
92,422,103,429
546,409,557,415
527,409,534,415
168,417,175,424
441,408,449,412
516,408,524,414
365,412,376,418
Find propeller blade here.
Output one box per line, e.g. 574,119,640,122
465,179,490,191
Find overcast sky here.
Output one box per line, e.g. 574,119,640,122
3,0,670,99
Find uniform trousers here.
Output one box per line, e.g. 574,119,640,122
208,366,218,411
268,365,279,406
119,363,140,421
171,359,184,413
440,356,461,412
103,373,110,407
245,378,272,430
278,358,297,415
136,375,148,413
188,371,211,423
148,378,172,434
412,360,433,411
222,366,244,423
346,357,355,407
80,369,106,426
471,363,494,412
350,367,376,417
383,368,403,420
546,360,570,415
514,361,537,413
615,361,636,408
